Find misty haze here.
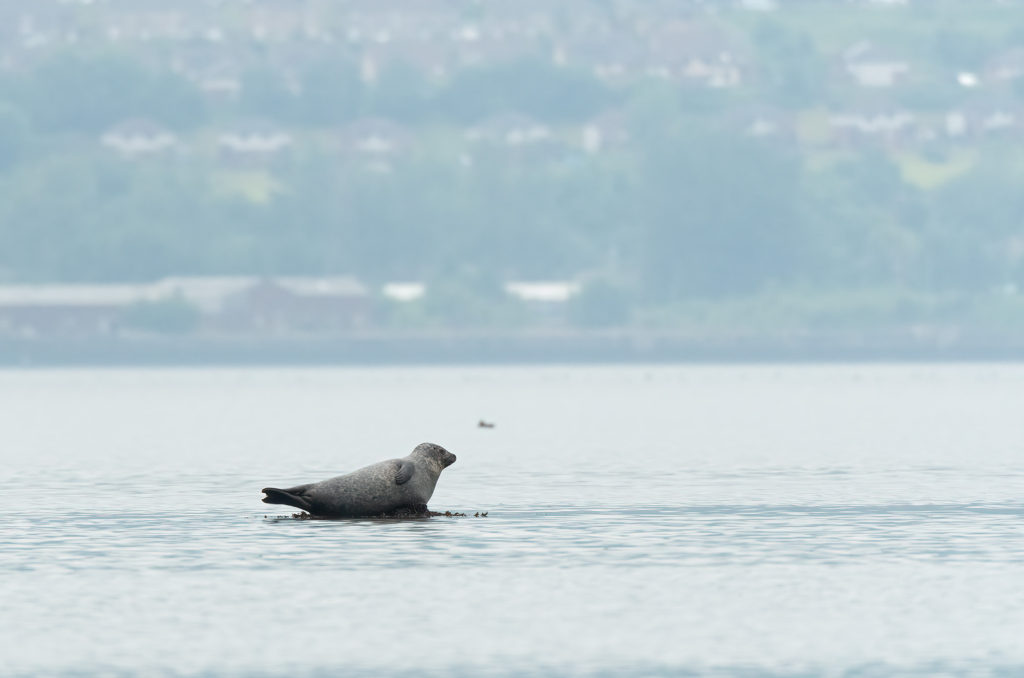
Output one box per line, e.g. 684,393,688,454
1,0,1023,361
2,3,1024,678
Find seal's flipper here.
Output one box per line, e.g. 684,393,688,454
262,487,314,512
394,461,415,485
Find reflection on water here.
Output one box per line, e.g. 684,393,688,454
1,365,1024,676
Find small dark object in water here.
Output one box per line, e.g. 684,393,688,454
478,420,495,428
481,512,488,517
381,507,466,519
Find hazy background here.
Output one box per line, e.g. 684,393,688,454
4,6,1024,674
1,0,1024,345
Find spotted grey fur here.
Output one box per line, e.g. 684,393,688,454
261,442,457,517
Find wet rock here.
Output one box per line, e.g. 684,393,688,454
275,508,485,520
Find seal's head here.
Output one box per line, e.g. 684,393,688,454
412,442,457,472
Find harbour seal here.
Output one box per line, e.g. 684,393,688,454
261,442,457,517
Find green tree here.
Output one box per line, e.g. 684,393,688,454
421,264,524,328
19,53,205,132
297,57,364,124
639,128,803,300
368,61,434,121
799,152,926,289
120,296,202,334
239,68,296,122
926,155,1024,290
569,278,633,327
931,28,990,71
437,59,613,123
752,21,827,108
0,103,30,171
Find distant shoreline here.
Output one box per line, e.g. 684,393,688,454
3,328,1024,365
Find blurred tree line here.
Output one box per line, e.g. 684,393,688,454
0,39,1023,328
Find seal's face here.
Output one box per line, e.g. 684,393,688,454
413,442,457,471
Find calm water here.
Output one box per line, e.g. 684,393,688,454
1,365,1023,677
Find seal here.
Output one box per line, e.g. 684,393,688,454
261,442,457,518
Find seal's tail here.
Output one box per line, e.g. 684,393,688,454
262,487,314,512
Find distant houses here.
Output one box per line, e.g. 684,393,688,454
94,99,1024,169
0,276,591,336
4,0,1021,109
0,277,368,336
465,113,551,147
0,284,155,336
23,0,1024,173
557,20,744,88
648,22,744,88
151,275,372,333
560,35,647,84
945,100,1021,139
828,107,917,146
463,113,566,165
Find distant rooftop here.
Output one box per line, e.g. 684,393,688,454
505,281,581,302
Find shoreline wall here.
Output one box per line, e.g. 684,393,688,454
2,328,1023,365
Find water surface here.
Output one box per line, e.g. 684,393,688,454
2,365,1023,677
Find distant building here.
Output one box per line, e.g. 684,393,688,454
0,284,154,336
580,111,629,154
382,282,426,302
217,121,293,165
466,113,551,147
464,113,573,166
678,51,742,88
0,276,372,337
338,118,415,172
946,100,1021,139
843,41,910,88
733,107,794,140
829,107,917,146
648,21,744,88
170,47,244,103
157,276,371,332
504,281,581,303
196,65,243,102
984,47,1024,84
101,119,178,157
504,281,582,325
151,276,261,315
218,277,371,332
563,36,647,84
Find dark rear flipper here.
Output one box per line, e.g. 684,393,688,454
262,487,314,512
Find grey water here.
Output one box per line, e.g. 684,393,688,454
1,365,1023,677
